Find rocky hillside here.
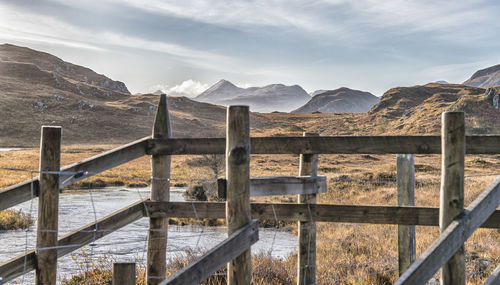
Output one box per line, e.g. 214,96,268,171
292,87,379,113
195,80,311,112
0,44,278,146
0,44,129,95
367,83,500,134
463,64,500,88
2,44,500,146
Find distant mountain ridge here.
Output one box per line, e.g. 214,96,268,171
293,87,379,113
0,44,279,145
194,79,311,112
463,64,500,88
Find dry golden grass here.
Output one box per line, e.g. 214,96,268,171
2,147,500,284
0,209,34,230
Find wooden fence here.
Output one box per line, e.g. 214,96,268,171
0,95,499,285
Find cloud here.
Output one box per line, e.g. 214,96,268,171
0,4,106,51
102,0,499,41
0,2,244,73
149,79,209,97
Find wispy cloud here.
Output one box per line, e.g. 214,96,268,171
149,79,209,97
0,2,244,73
98,0,500,41
1,0,499,94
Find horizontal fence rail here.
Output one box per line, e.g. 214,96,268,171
0,137,150,212
0,199,147,282
145,201,500,228
161,220,259,285
217,176,326,198
2,200,498,282
249,176,326,196
3,135,500,212
395,175,500,284
2,117,500,284
147,135,500,155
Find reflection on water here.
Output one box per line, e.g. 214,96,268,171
0,148,22,152
1,187,297,284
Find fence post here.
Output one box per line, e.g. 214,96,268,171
298,132,318,285
147,94,172,284
226,106,251,285
113,262,136,285
396,154,416,275
35,126,61,285
440,111,465,285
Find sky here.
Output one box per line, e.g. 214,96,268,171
1,0,500,97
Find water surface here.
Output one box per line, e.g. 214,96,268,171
1,187,297,284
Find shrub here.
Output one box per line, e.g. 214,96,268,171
0,209,34,230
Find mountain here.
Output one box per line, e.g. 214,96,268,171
0,44,129,95
194,80,311,112
0,44,278,146
195,79,241,101
292,87,379,113
463,64,500,88
367,83,500,134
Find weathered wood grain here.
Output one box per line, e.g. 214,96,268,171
0,199,147,282
0,179,39,212
440,112,465,285
483,262,500,285
60,136,150,187
3,134,500,212
36,126,61,285
0,136,149,212
113,263,136,285
145,202,500,228
217,176,326,198
226,106,251,285
394,176,500,285
147,94,172,285
397,154,416,276
148,135,500,155
160,220,259,285
298,132,318,285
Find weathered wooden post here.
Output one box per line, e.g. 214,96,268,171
147,94,172,284
298,132,318,285
36,126,61,285
113,262,136,285
440,111,465,285
396,154,416,275
226,106,251,285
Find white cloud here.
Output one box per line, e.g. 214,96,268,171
236,82,253,88
0,4,106,51
149,79,209,97
100,0,499,41
0,3,247,74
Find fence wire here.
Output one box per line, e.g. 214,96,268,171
0,166,498,284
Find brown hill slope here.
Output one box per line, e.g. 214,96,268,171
292,87,379,113
2,44,500,146
367,83,500,134
0,44,279,146
463,64,500,88
0,44,129,94
263,83,500,137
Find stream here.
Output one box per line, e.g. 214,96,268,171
1,186,297,284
